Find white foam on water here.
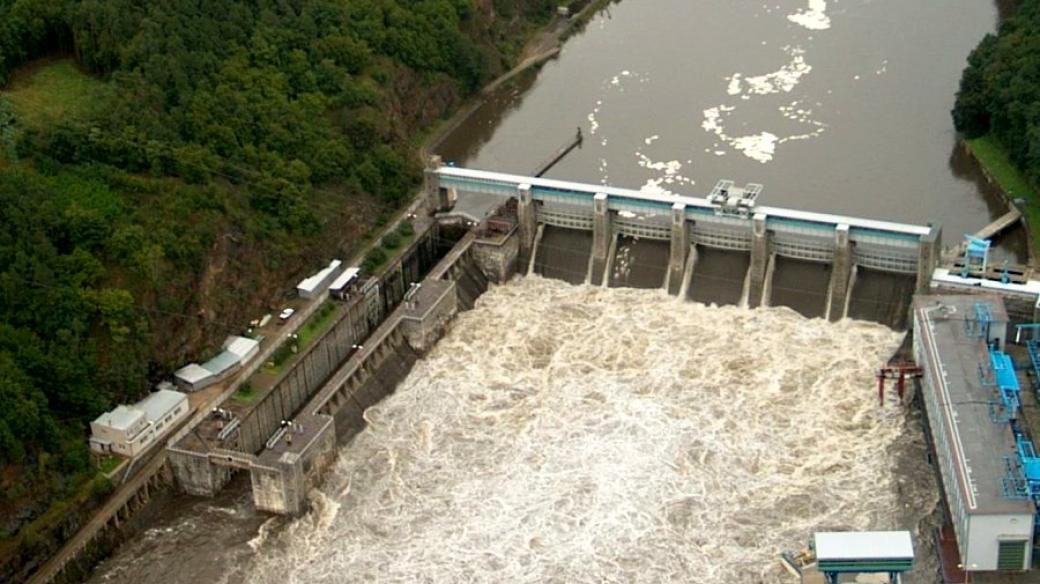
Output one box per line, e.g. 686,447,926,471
635,152,694,195
787,0,831,30
243,279,935,584
742,46,812,95
731,131,779,163
726,73,743,96
644,135,660,145
587,111,599,135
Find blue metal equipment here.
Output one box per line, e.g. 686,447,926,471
962,236,991,278
990,330,1040,538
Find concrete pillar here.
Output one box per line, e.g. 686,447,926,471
668,202,688,295
746,213,770,308
915,223,941,294
826,224,852,322
517,184,536,255
590,193,612,285
423,155,447,212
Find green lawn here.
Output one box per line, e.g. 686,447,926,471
232,384,259,404
965,134,1040,259
2,59,107,128
297,301,342,348
95,455,123,476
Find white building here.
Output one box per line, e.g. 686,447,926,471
297,259,343,299
173,363,215,392
223,335,260,364
173,336,261,392
329,267,361,299
89,389,190,458
914,295,1035,572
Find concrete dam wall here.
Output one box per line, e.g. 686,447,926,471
432,166,941,329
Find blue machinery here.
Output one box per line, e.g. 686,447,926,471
961,235,1015,283
993,319,1040,540
962,236,990,278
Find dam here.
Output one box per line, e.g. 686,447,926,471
433,165,940,328
155,162,942,522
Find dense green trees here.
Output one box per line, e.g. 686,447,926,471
0,0,552,539
953,0,1040,183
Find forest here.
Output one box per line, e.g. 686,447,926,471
953,0,1040,184
0,0,552,559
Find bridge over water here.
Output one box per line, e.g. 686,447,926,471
429,166,941,327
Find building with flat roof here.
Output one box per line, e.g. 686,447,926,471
173,363,215,392
297,259,342,299
173,335,261,392
913,295,1035,572
90,389,190,458
224,335,260,363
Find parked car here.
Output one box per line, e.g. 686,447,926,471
278,307,295,324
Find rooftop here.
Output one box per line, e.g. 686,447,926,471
297,259,342,293
814,531,913,561
201,351,241,377
223,335,259,360
329,267,360,290
174,363,213,384
93,405,144,431
914,294,1035,515
137,389,187,422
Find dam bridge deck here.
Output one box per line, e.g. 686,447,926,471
427,166,940,326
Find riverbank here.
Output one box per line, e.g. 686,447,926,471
419,0,611,162
963,134,1040,266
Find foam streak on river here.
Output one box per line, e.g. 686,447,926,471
237,278,935,583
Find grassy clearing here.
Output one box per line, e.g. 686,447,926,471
966,135,1040,259
2,59,106,128
232,383,258,404
297,301,342,348
95,455,123,476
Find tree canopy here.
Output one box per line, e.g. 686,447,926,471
953,0,1040,184
0,0,552,543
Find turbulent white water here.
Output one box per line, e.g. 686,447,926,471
245,277,934,584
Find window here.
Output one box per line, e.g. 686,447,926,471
997,540,1028,571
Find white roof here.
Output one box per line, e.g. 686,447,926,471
93,405,144,431
330,267,360,290
297,259,342,293
174,363,213,384
814,531,914,561
932,268,1040,297
137,389,187,422
223,335,260,359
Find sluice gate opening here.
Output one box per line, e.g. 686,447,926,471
533,225,592,284
608,236,670,289
769,257,831,319
685,247,750,306
848,268,916,330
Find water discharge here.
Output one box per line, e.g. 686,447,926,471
238,277,936,584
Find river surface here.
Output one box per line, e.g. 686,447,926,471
89,1,1003,582
439,0,1024,261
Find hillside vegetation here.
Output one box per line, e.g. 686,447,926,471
953,0,1040,185
0,0,552,567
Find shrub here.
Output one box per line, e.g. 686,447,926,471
362,247,387,272
381,231,401,249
